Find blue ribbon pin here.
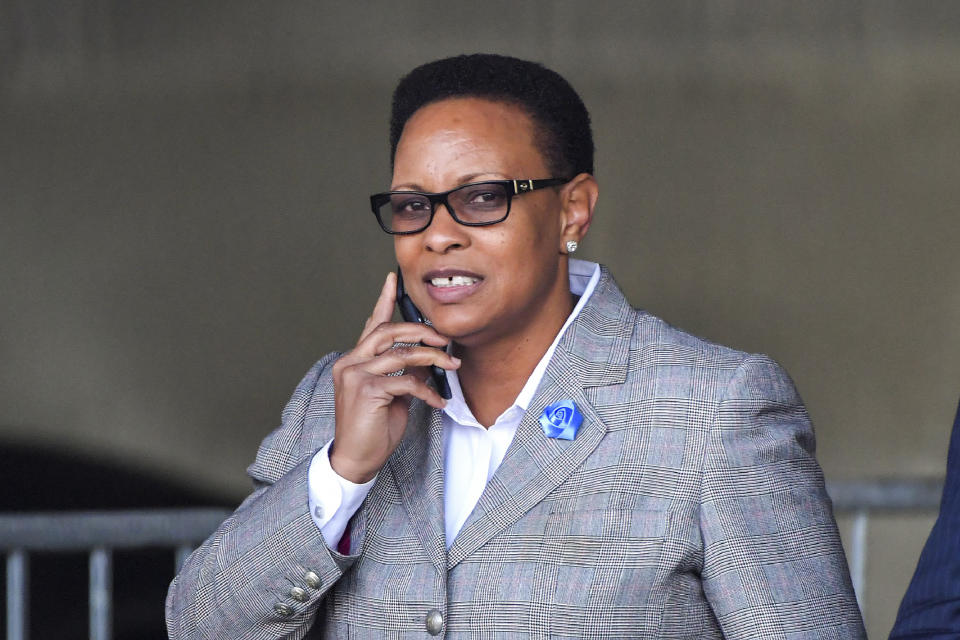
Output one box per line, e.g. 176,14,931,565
539,399,583,441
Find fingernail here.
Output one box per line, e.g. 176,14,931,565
451,356,462,366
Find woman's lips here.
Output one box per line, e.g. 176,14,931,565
423,270,484,303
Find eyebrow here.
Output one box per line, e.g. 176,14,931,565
391,172,508,192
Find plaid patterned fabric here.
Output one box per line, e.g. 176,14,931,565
167,267,866,639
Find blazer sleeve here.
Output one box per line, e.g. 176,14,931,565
166,352,359,640
699,354,867,639
889,398,960,640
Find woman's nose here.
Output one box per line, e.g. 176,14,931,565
422,203,469,253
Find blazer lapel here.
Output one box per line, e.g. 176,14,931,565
386,400,447,573
446,267,635,569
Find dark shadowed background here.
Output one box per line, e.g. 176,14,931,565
2,2,959,637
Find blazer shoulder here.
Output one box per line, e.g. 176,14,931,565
591,268,755,374
246,351,343,485
627,310,799,404
631,309,750,368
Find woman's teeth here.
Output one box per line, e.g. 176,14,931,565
431,276,479,288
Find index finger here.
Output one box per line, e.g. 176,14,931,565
359,272,397,343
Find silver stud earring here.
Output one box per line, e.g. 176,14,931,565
565,240,578,254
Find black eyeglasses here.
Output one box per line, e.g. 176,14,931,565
370,178,569,235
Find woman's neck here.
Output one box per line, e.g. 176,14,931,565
453,292,576,428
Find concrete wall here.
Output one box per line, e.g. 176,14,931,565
3,2,960,635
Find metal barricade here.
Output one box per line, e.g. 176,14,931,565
0,480,947,638
826,477,943,616
0,508,231,640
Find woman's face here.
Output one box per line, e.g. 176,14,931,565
392,97,575,350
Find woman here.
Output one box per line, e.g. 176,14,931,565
167,54,866,639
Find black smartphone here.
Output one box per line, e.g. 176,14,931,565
396,267,452,399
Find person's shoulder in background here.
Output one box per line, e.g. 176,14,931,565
890,398,960,640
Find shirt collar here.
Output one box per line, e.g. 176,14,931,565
443,259,601,426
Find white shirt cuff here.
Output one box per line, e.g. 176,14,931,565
308,440,377,549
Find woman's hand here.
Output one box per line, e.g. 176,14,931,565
330,272,460,483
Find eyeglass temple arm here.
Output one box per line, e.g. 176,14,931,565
512,177,571,194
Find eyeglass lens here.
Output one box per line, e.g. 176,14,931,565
383,182,510,233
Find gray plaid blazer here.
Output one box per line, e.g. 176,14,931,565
167,267,866,639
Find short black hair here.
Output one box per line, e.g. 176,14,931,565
389,53,593,178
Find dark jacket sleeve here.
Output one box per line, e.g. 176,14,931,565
165,352,358,640
890,398,960,640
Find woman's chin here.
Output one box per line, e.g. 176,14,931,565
426,310,492,346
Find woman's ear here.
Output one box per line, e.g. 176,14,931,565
559,173,599,252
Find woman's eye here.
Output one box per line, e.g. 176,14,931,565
470,191,496,203
393,197,429,214
464,189,504,206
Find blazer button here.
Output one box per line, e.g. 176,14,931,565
273,603,293,617
289,586,308,602
425,609,443,635
304,570,322,589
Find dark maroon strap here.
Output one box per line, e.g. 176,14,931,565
336,520,351,555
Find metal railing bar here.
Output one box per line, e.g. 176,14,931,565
6,549,29,640
174,544,193,573
0,508,231,551
89,547,112,640
826,478,944,511
849,510,869,616
0,481,941,550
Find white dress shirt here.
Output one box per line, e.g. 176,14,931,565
308,259,601,549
